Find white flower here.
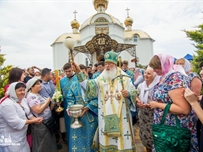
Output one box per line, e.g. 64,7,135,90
52,89,62,102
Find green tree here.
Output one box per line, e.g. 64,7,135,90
184,24,203,74
0,54,12,98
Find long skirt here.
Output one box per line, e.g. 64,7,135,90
138,107,154,149
31,123,57,152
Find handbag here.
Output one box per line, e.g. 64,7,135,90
152,103,191,152
43,116,56,130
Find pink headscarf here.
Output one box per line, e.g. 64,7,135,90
157,54,186,77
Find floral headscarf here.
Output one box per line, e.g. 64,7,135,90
157,54,186,77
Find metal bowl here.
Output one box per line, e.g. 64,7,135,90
69,104,84,111
69,109,82,118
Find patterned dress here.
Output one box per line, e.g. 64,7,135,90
188,72,201,83
151,72,198,152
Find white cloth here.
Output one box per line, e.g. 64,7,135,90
183,59,192,73
138,75,160,104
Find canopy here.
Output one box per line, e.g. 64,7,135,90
184,54,193,61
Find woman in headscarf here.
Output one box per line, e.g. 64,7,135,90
148,54,198,152
176,58,202,95
136,66,160,152
26,77,57,152
0,82,42,152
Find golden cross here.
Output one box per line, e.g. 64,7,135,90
82,147,87,151
72,134,77,140
125,7,130,17
73,10,77,19
72,146,77,152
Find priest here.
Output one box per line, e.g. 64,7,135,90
72,51,137,151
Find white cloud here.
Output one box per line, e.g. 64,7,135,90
0,0,203,69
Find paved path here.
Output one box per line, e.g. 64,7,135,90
58,124,146,152
134,124,146,152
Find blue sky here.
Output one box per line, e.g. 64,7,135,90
0,0,203,69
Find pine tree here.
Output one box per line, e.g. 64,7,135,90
184,24,203,74
0,54,12,98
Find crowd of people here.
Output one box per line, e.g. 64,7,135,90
0,51,203,152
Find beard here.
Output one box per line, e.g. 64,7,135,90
103,66,117,80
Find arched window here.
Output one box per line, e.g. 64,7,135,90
133,34,139,42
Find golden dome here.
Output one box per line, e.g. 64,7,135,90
124,17,133,27
93,0,109,12
71,19,80,29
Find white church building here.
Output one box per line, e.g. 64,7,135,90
51,0,154,70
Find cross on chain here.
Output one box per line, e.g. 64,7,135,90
124,131,131,140
109,94,115,104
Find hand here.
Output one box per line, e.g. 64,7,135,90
79,107,89,117
148,101,157,109
136,98,148,108
46,97,51,103
184,88,199,105
121,90,129,98
72,62,81,73
34,117,43,124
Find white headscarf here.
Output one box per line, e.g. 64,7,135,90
8,82,25,102
138,67,161,104
183,59,192,74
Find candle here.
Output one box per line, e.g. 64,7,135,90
55,70,60,90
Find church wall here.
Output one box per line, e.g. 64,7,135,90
108,24,125,43
118,50,136,68
52,43,69,70
80,25,96,45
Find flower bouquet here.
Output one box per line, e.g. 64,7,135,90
52,89,64,113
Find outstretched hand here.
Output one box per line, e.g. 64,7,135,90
136,97,148,108
72,62,81,73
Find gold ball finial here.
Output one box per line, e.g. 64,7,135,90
93,0,109,12
71,19,80,29
124,7,133,27
124,17,133,27
71,10,80,29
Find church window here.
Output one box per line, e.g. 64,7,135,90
94,17,109,23
133,35,139,42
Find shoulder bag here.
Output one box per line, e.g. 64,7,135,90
152,103,191,152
